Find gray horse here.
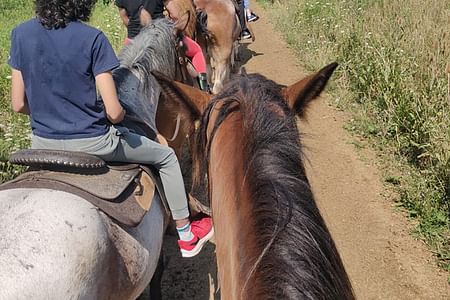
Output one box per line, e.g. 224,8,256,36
0,19,197,300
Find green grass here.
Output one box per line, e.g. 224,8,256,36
0,1,126,182
0,0,34,182
259,0,450,270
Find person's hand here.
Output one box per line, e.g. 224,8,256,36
96,72,124,124
156,133,169,146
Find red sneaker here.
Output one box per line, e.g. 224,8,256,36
178,217,214,258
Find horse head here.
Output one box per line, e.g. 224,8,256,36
112,18,201,155
153,63,355,300
153,62,339,184
194,0,240,94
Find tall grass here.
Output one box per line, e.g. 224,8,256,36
260,0,449,270
0,1,125,182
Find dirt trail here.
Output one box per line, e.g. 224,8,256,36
160,2,450,299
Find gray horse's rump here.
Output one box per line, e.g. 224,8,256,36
0,188,166,300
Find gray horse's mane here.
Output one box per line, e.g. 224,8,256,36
114,18,178,133
118,18,177,82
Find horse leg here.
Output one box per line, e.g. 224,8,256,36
232,41,240,71
233,13,242,64
135,251,163,300
211,59,230,94
209,53,216,84
149,252,165,300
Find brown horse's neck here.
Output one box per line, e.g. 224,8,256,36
201,83,354,299
208,110,260,300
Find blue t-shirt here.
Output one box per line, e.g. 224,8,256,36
8,18,120,139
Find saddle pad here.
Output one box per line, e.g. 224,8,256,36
14,168,141,200
0,168,159,227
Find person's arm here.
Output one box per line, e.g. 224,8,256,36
118,8,129,26
10,68,29,115
140,6,152,26
96,72,125,124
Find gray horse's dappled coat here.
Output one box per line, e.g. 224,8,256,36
0,189,165,299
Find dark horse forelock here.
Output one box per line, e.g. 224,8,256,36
194,73,354,299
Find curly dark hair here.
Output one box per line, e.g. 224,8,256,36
35,0,98,29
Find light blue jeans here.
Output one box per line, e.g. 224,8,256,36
31,126,189,220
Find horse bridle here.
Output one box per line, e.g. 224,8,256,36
170,12,197,142
174,33,194,84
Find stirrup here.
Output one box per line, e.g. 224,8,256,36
198,73,210,93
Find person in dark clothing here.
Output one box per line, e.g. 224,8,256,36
140,0,164,25
115,0,143,44
236,0,251,39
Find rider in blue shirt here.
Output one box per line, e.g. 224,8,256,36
9,18,119,139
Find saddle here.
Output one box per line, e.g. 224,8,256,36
0,149,170,227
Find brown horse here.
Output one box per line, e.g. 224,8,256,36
193,0,241,94
154,63,355,299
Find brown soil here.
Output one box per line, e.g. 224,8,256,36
158,2,450,299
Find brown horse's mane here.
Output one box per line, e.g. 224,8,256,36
193,73,354,299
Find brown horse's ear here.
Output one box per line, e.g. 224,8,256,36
282,62,338,117
152,71,212,119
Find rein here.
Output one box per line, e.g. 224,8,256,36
175,36,191,84
166,114,182,142
202,99,240,172
166,28,195,143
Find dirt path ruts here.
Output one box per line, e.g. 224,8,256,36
160,2,450,299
